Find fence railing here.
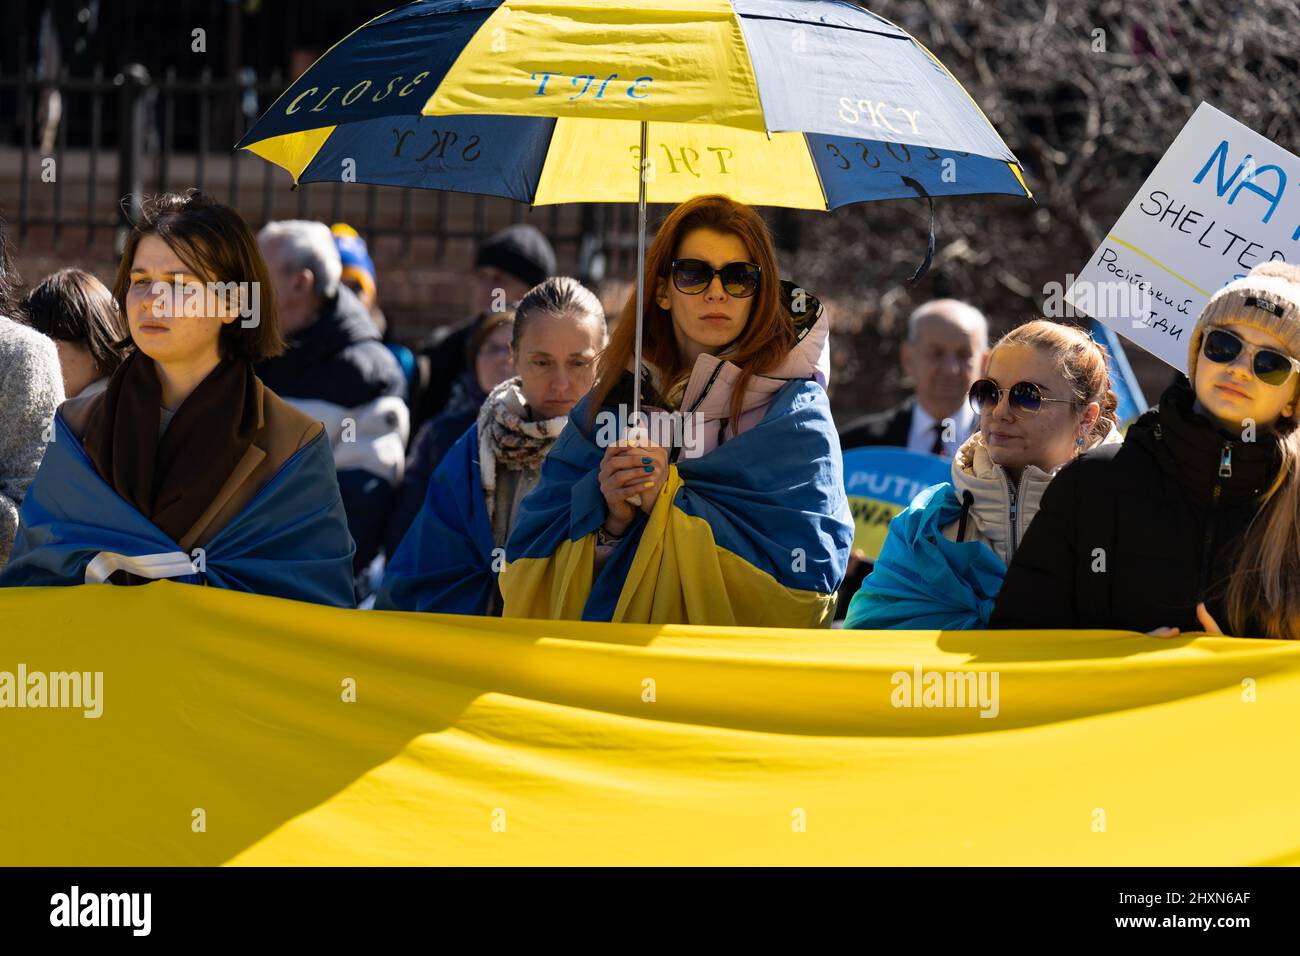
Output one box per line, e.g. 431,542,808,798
0,65,659,283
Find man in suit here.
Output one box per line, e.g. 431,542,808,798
839,299,989,459
833,299,989,622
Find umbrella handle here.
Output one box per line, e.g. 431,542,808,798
623,423,650,509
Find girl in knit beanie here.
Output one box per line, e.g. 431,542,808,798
990,259,1300,639
1182,260,1300,638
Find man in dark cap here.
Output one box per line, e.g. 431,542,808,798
411,223,556,433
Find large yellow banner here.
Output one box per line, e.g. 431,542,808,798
1,580,1297,865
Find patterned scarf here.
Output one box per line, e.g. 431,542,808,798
476,377,568,523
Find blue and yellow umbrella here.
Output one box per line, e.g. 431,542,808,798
238,0,1032,421
238,0,1029,207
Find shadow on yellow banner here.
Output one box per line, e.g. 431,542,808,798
1,580,1297,865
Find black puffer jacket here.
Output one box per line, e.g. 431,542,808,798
255,284,404,409
989,379,1284,634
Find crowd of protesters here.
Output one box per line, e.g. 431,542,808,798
1,187,1298,639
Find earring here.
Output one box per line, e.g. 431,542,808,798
1075,436,1086,448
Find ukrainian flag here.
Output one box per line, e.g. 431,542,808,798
0,412,356,608
376,422,500,615
501,378,855,627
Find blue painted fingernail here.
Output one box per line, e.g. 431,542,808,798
644,465,654,472
641,457,651,464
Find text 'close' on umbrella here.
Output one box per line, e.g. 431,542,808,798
238,0,1032,425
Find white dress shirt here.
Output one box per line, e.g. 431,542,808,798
907,400,977,459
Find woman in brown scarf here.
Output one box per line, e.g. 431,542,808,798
1,190,356,606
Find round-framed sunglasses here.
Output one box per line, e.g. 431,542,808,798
969,379,1080,415
1201,327,1300,387
669,258,762,298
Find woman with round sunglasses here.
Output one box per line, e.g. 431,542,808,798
502,194,854,627
845,320,1121,629
991,260,1300,639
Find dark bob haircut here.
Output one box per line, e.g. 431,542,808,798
112,189,286,362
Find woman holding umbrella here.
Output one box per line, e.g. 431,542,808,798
502,194,854,627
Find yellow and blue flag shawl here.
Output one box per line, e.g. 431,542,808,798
502,378,854,627
0,412,357,608
845,483,1007,631
375,422,500,615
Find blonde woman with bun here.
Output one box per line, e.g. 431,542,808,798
847,319,1122,629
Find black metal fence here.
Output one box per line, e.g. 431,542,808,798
0,65,650,281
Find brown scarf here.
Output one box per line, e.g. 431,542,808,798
82,349,260,544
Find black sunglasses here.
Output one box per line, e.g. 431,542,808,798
669,258,762,298
1201,327,1300,387
969,379,1079,415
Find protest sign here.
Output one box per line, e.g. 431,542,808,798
1066,102,1300,372
842,446,950,562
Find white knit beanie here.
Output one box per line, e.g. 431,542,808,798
1188,260,1300,381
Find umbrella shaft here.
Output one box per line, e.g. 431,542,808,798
634,120,647,427
625,121,650,509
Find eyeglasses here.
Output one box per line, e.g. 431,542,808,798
1201,327,1300,387
669,258,762,298
968,379,1079,415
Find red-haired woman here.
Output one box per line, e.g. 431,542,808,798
501,194,854,627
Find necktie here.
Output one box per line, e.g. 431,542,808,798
930,420,946,457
